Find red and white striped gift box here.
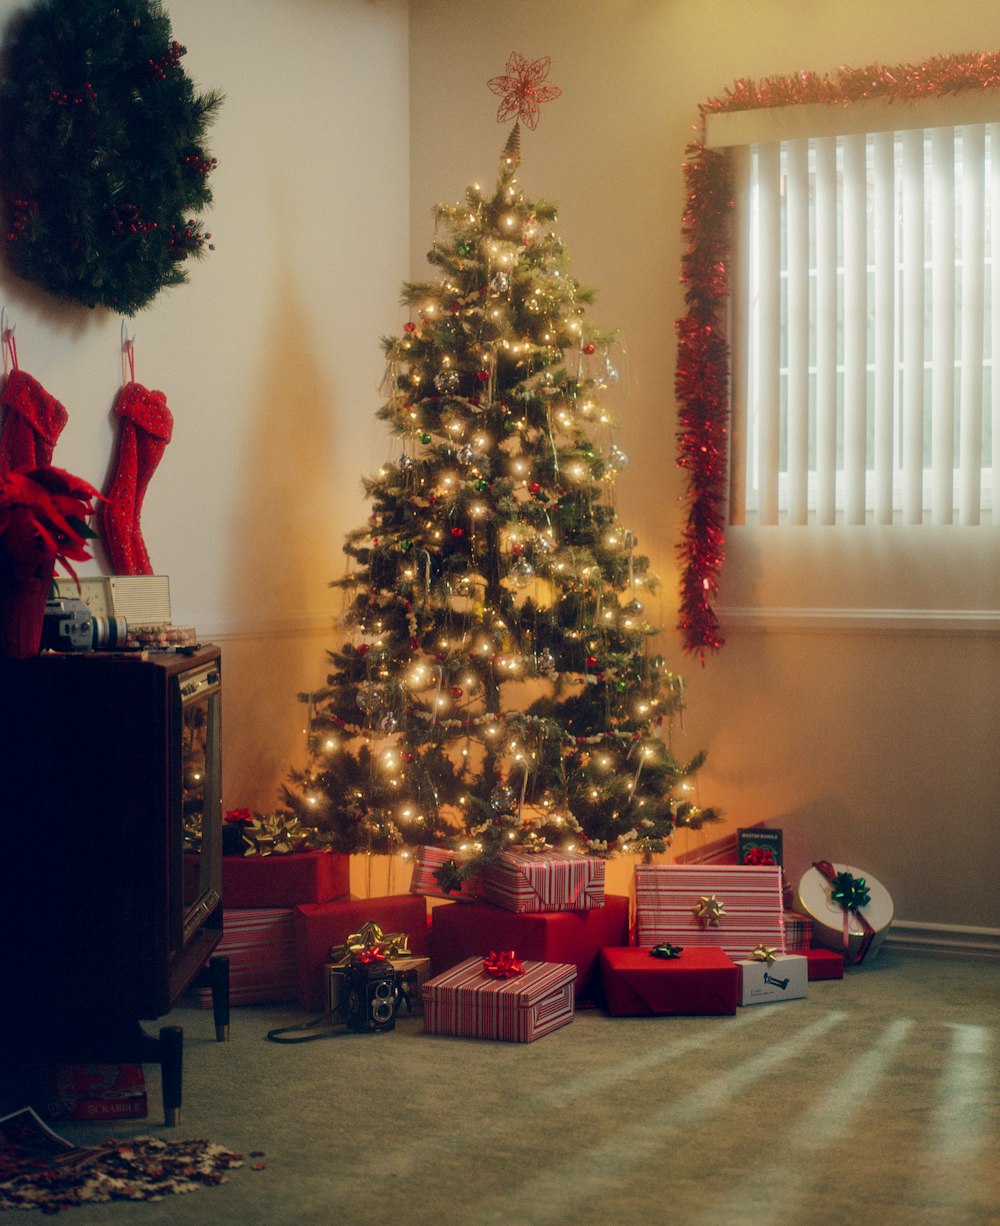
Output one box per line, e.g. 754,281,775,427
422,957,576,1042
477,850,605,913
197,908,297,1007
634,864,786,959
783,911,813,952
409,845,479,902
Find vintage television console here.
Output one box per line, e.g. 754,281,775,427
0,644,228,1124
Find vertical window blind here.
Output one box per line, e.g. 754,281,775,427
732,123,999,526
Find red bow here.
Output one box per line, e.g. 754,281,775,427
744,846,776,866
483,949,524,979
352,945,388,966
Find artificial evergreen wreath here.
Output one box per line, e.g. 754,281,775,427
0,0,222,314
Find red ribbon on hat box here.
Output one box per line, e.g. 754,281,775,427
813,861,876,965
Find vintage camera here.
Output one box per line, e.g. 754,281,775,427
342,957,400,1033
40,598,128,653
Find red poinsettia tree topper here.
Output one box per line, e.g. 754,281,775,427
487,53,561,129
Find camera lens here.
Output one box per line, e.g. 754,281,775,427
372,999,394,1023
373,981,392,999
91,615,128,650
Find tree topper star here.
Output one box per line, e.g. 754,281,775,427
487,53,561,130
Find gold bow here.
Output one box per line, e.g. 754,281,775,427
241,812,318,856
328,920,411,965
751,944,779,964
693,894,726,926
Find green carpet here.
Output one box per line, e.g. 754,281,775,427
8,949,1000,1225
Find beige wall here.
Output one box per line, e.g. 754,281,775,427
5,0,996,934
0,0,411,812
409,0,1000,932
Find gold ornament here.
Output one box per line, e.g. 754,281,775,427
693,894,726,926
751,944,779,964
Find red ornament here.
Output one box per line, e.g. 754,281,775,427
582,343,596,355
403,322,416,333
450,526,464,538
477,370,490,382
585,655,598,669
449,687,463,699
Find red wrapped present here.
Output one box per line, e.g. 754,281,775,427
634,864,786,960
737,952,808,1006
197,908,297,1008
599,947,739,1017
477,850,605,913
293,894,430,1012
783,911,813,952
805,947,845,981
47,1064,147,1121
422,956,575,1042
409,845,479,902
221,849,349,909
429,895,629,1006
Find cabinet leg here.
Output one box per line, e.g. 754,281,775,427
210,954,230,1041
159,1025,183,1127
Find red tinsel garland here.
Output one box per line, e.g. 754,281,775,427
675,51,1000,658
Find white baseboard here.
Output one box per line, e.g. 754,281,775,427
885,920,1000,960
716,606,1000,635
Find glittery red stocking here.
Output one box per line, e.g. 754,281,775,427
101,381,173,575
0,338,69,477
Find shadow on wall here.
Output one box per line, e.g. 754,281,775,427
219,267,340,809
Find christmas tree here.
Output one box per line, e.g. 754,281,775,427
283,55,718,882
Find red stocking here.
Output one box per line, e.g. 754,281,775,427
0,332,69,476
101,382,173,575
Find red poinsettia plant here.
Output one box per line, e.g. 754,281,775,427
0,464,102,583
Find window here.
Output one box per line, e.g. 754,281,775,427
715,102,1000,528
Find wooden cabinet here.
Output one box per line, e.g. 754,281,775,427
0,646,226,1122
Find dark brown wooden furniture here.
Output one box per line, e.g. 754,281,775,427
0,645,228,1125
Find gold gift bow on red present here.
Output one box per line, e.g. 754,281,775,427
328,920,411,967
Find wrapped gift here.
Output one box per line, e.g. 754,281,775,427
634,864,786,960
293,894,430,1012
795,861,893,965
737,951,808,1006
737,827,783,866
222,849,349,909
783,911,813,952
805,947,845,980
325,955,432,1016
409,845,480,902
803,941,843,980
422,956,575,1042
477,850,605,913
599,947,739,1017
429,895,629,1006
197,907,297,1007
47,1064,147,1122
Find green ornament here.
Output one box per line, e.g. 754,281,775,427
475,479,489,492
420,432,432,445
400,539,412,552
456,241,474,257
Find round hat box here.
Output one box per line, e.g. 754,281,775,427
794,863,893,963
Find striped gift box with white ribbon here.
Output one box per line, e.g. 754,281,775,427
422,957,576,1042
477,850,605,913
634,864,786,959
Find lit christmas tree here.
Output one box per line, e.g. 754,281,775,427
283,55,719,880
